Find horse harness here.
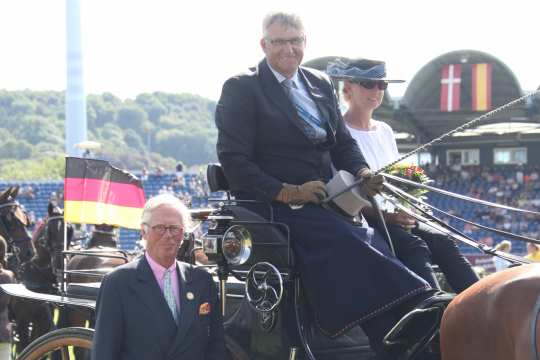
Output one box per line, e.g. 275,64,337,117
0,201,30,248
37,215,64,249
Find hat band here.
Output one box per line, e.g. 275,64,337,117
327,63,387,80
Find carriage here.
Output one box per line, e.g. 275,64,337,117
1,160,539,360
0,165,380,360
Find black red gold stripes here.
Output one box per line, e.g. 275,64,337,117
64,157,145,229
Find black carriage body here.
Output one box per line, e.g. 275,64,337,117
208,203,374,360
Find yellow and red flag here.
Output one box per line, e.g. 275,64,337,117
64,157,145,229
440,64,462,112
471,63,492,111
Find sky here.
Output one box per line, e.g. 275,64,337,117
1,0,539,102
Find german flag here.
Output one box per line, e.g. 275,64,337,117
471,63,492,111
64,157,145,229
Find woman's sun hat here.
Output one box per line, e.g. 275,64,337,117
326,58,404,83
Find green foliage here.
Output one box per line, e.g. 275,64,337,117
124,129,145,151
0,90,217,179
0,139,33,159
0,156,65,181
116,101,148,132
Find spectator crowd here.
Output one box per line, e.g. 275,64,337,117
1,163,538,268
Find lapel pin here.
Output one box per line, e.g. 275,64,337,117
187,292,194,300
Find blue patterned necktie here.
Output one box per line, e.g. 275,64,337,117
163,269,178,323
282,78,327,142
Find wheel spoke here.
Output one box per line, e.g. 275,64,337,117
60,346,70,360
16,327,93,360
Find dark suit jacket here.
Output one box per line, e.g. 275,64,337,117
91,256,225,360
216,59,369,202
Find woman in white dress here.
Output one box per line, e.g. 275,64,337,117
327,58,479,293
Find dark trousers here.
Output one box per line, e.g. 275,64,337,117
413,223,479,293
376,222,479,293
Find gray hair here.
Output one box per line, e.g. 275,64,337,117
262,12,304,37
141,194,193,232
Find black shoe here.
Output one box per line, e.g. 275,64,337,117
382,291,454,359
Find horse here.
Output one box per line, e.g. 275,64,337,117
24,201,73,291
63,224,130,359
0,186,59,353
0,186,35,270
0,236,16,342
66,224,129,284
440,263,540,360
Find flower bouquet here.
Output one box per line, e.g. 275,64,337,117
385,163,433,201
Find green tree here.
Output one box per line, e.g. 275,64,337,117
0,156,65,180
116,102,148,133
124,129,145,151
135,93,167,121
0,139,33,159
0,90,218,179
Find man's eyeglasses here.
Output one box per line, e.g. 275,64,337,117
265,36,305,47
352,80,388,91
146,224,184,236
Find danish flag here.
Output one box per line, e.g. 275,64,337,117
440,64,462,112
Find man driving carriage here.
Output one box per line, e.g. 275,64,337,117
215,11,441,359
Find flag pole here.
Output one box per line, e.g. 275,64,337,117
63,213,67,294
62,156,68,293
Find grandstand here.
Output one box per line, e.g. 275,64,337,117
1,163,536,262
428,164,539,254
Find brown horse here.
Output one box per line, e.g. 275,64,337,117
66,224,129,284
64,224,129,326
0,186,35,268
0,186,58,353
27,201,73,290
440,263,540,360
0,236,16,342
62,224,130,359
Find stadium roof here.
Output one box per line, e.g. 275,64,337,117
399,49,532,143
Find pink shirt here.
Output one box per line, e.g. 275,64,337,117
145,253,180,312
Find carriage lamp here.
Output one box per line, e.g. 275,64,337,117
202,234,218,255
222,225,253,265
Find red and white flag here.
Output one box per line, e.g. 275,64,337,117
440,64,462,112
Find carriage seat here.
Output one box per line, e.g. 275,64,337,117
207,163,291,269
66,282,101,300
207,163,230,192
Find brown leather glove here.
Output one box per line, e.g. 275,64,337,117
356,168,384,198
384,210,416,229
276,181,327,205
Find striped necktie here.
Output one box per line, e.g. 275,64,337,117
282,78,327,142
163,269,178,323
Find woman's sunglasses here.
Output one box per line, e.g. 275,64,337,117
352,80,388,90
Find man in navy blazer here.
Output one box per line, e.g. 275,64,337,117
91,194,225,360
215,11,432,359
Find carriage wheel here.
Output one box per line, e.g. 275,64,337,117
16,327,93,360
